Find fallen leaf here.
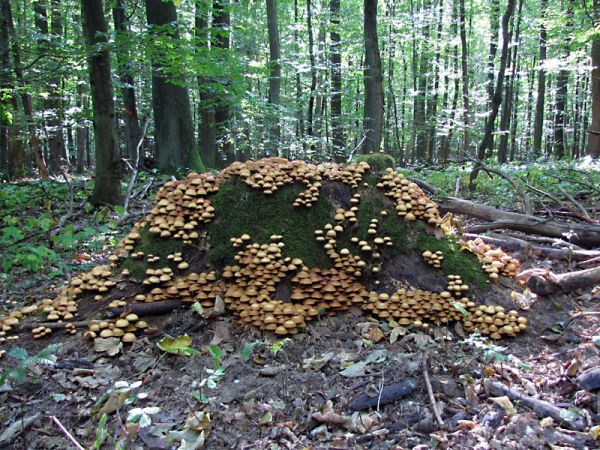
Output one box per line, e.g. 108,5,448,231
259,411,273,425
209,321,231,345
367,326,384,343
490,396,516,417
389,326,406,344
94,337,123,356
303,352,335,370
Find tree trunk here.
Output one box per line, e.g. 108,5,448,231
498,0,523,163
459,0,470,154
532,0,547,158
589,0,600,157
330,0,344,161
472,0,515,174
293,0,304,149
0,0,10,177
82,0,122,205
306,0,317,144
486,0,500,117
213,0,233,164
361,0,384,153
146,0,203,171
266,0,281,154
414,1,431,162
572,76,581,158
112,0,143,163
195,0,217,168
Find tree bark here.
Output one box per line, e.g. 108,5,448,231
82,0,122,205
146,0,203,171
532,0,547,157
306,0,317,144
414,0,431,161
195,0,217,168
459,0,470,154
589,0,600,157
266,0,281,154
213,0,233,164
0,0,10,178
330,0,344,161
112,0,143,163
361,0,384,153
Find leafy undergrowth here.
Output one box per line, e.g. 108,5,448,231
1,161,600,449
404,158,600,213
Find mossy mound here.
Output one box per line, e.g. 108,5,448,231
0,158,527,346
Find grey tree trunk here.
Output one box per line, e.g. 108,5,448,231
213,0,233,164
266,0,281,154
362,0,384,153
113,0,143,163
82,0,122,205
532,0,547,157
590,0,600,157
459,0,471,153
146,0,203,171
330,0,343,160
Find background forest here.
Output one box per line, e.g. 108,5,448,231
0,0,598,202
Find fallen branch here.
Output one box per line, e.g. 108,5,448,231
439,196,600,248
484,379,585,431
461,233,600,262
558,186,592,221
350,379,418,411
0,413,42,445
422,357,444,429
106,300,183,318
522,265,600,295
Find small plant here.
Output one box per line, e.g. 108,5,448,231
0,343,60,387
269,338,291,355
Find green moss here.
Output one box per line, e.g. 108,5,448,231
119,227,184,281
352,153,395,172
206,182,334,269
415,226,489,289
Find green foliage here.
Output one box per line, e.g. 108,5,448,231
0,343,60,387
207,182,334,269
157,334,198,357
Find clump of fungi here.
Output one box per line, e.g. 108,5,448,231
0,158,529,347
464,238,520,279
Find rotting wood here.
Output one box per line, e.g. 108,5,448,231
439,196,600,248
521,265,600,295
461,233,600,262
484,378,586,431
350,379,418,411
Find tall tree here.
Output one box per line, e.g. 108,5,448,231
330,0,344,160
0,0,11,177
532,0,547,157
552,0,573,159
112,0,143,163
361,0,384,153
266,0,281,154
591,0,600,157
471,0,515,187
306,0,317,143
146,0,203,170
47,0,66,173
459,0,471,153
81,0,122,205
213,0,233,164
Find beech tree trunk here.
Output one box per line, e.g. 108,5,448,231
266,0,281,154
195,0,217,168
82,0,122,205
213,0,233,164
532,0,547,157
330,0,344,161
0,0,10,178
459,0,470,153
306,0,317,144
362,0,384,153
112,0,143,163
589,0,600,157
146,0,203,170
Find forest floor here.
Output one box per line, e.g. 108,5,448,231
1,161,599,450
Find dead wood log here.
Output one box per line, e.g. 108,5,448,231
461,233,600,262
484,379,586,431
439,196,600,248
350,379,418,411
522,265,600,295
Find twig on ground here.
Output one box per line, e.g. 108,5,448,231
0,413,42,445
561,311,600,334
48,415,85,450
422,356,444,429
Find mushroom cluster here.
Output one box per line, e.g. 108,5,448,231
463,305,527,339
422,250,444,268
32,326,53,339
463,238,520,279
134,271,219,305
363,288,473,328
377,168,442,225
84,313,148,343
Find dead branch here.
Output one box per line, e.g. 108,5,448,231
119,118,150,224
0,414,42,446
558,186,592,221
49,416,85,450
521,265,600,295
422,356,444,428
439,196,600,248
484,379,585,431
461,233,600,262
